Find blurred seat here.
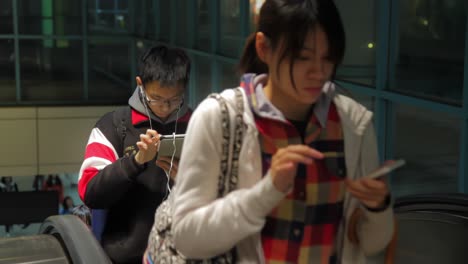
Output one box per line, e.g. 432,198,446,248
389,193,468,264
0,191,58,226
351,193,468,264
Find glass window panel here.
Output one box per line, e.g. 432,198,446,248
346,92,374,112
175,0,189,47
335,0,376,86
220,62,239,91
20,39,83,101
0,1,13,34
0,39,16,102
195,0,211,52
249,0,264,32
134,0,150,37
88,0,128,33
144,0,157,39
135,39,153,70
18,0,82,35
390,0,466,105
391,104,460,197
88,38,131,103
220,0,242,57
194,55,212,104
117,0,128,10
158,1,171,42
98,0,113,10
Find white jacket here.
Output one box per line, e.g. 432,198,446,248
172,87,394,263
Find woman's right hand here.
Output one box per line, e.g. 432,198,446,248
270,145,324,193
135,129,160,165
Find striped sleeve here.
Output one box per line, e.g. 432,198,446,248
77,112,144,208
78,127,119,201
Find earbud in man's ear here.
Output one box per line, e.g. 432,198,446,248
139,86,145,98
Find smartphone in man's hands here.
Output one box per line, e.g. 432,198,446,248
156,134,185,160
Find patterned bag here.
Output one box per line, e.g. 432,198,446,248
147,88,245,264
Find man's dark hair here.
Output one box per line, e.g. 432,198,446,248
139,45,191,88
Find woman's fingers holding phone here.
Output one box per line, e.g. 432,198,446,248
346,178,389,209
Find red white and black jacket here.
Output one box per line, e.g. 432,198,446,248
78,87,191,263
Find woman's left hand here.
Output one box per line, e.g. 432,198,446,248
345,177,389,210
156,156,179,181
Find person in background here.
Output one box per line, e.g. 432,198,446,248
43,174,64,204
78,44,192,264
171,0,394,263
32,174,45,191
0,176,18,192
60,196,76,215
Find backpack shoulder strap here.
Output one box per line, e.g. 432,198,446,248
112,106,130,157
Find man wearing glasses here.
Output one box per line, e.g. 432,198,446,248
78,45,192,264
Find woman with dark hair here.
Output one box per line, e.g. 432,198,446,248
170,0,394,263
60,196,75,215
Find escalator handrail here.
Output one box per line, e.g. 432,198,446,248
39,215,111,264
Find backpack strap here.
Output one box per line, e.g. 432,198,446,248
112,107,129,157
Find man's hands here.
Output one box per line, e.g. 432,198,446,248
135,129,179,180
135,129,160,165
156,156,179,181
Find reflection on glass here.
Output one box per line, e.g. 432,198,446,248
88,38,130,102
20,39,83,101
334,0,376,86
391,104,459,197
176,0,189,47
88,0,128,33
0,40,15,102
18,0,82,35
195,55,212,104
0,1,13,34
195,0,211,52
220,0,241,57
220,62,239,91
159,1,171,42
390,0,466,105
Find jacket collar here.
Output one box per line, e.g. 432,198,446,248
240,73,334,128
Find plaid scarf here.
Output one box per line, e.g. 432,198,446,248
241,74,347,264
